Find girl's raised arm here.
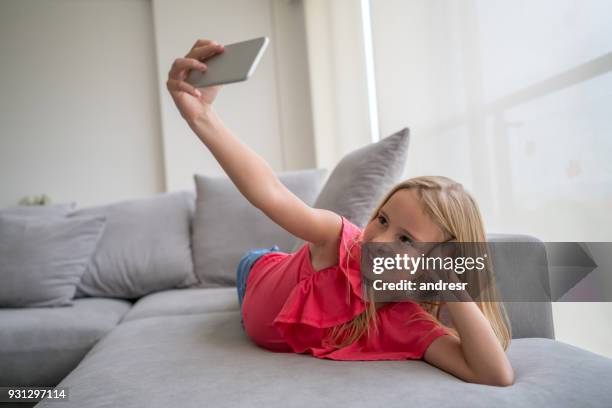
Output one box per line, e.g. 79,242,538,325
167,39,341,247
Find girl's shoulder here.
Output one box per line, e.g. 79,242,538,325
291,215,363,271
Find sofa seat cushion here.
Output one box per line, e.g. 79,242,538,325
0,298,131,387
38,311,612,408
122,288,238,322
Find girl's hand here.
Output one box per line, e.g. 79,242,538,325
166,39,225,124
410,243,472,303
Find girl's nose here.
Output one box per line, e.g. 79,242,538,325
371,232,394,243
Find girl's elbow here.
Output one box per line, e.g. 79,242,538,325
464,366,514,387
482,368,515,387
490,371,515,387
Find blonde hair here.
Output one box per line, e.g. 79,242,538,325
323,176,512,350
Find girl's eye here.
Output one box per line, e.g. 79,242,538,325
377,215,387,226
399,235,412,244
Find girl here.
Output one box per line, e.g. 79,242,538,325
167,39,515,387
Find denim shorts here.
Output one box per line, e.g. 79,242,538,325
236,245,280,328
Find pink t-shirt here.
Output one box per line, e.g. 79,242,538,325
241,215,450,360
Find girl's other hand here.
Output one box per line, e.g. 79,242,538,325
166,39,224,124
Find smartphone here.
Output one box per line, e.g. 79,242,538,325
186,37,269,88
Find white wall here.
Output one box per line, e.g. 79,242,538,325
152,0,316,192
0,0,315,206
0,0,165,207
303,0,373,170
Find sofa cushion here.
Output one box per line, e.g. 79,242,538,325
123,288,238,322
291,128,410,252
37,311,612,408
74,191,198,299
193,168,327,287
314,128,409,228
0,297,131,387
0,213,106,308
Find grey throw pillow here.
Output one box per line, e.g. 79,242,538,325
314,127,410,227
74,191,198,299
193,168,327,287
0,213,106,308
291,128,410,252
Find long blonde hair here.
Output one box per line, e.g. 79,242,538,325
323,176,512,350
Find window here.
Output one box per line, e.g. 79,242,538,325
369,0,612,240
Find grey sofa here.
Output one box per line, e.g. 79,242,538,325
2,202,612,407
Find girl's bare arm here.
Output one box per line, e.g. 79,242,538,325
189,110,341,246
423,301,515,387
167,38,341,247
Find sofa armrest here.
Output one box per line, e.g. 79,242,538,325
487,233,555,340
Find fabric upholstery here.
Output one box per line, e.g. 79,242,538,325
193,168,327,287
0,297,131,387
0,214,106,307
488,233,555,339
37,310,612,408
123,288,238,322
312,128,409,228
291,128,410,252
74,191,198,299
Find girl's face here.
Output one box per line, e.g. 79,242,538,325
361,189,447,244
